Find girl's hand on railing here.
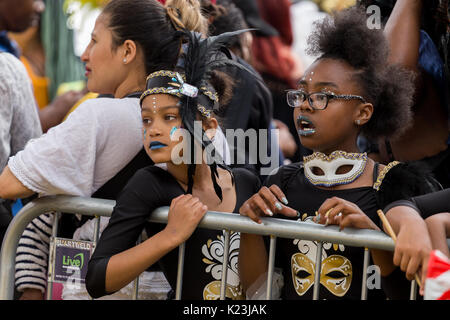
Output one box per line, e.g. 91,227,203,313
239,185,299,224
394,216,431,295
165,194,208,244
316,197,380,231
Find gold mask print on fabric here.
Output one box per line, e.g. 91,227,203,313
201,231,244,300
291,215,352,297
203,281,244,300
291,253,352,297
321,255,352,297
291,253,315,295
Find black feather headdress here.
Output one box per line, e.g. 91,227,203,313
141,29,252,201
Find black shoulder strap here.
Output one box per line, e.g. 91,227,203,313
384,139,395,162
125,92,142,99
59,148,153,238
92,148,153,200
97,92,142,99
373,162,380,183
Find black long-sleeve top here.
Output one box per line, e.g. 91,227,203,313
86,166,260,300
384,188,450,218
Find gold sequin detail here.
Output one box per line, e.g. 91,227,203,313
373,161,400,191
146,70,186,81
303,150,367,163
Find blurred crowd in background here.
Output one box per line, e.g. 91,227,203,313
3,0,449,164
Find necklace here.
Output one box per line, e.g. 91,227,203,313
303,151,368,187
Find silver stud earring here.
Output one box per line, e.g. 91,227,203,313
123,58,127,63
355,119,361,125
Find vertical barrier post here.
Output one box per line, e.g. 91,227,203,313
93,216,100,243
132,276,140,300
88,216,102,301
175,242,186,300
46,212,60,300
410,280,417,300
219,230,231,300
361,248,370,300
312,241,323,300
265,235,277,300
131,233,143,300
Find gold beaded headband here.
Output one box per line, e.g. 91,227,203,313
140,70,218,118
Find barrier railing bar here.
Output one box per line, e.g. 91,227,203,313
312,241,323,300
361,248,370,300
0,196,114,300
0,196,397,300
266,235,277,300
219,230,231,300
150,207,396,251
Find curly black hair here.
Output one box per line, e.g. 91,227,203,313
306,6,415,140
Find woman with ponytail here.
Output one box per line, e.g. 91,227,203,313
0,0,209,300
86,30,261,300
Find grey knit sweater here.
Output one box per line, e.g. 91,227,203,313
0,52,42,170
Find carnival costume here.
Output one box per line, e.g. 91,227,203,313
263,150,440,300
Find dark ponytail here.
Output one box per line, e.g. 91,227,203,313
102,0,182,74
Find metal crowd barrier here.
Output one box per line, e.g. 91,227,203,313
1,195,418,301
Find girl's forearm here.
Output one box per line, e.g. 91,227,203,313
104,229,179,293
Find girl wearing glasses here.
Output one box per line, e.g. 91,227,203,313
238,6,440,300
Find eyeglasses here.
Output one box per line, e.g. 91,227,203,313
286,90,366,110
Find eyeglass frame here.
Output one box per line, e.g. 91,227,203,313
286,89,367,110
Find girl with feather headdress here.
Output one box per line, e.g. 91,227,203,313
86,29,262,300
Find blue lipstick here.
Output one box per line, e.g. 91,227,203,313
149,141,168,150
296,115,316,136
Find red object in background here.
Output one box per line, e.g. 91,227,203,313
256,0,292,45
251,0,301,88
425,250,450,300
